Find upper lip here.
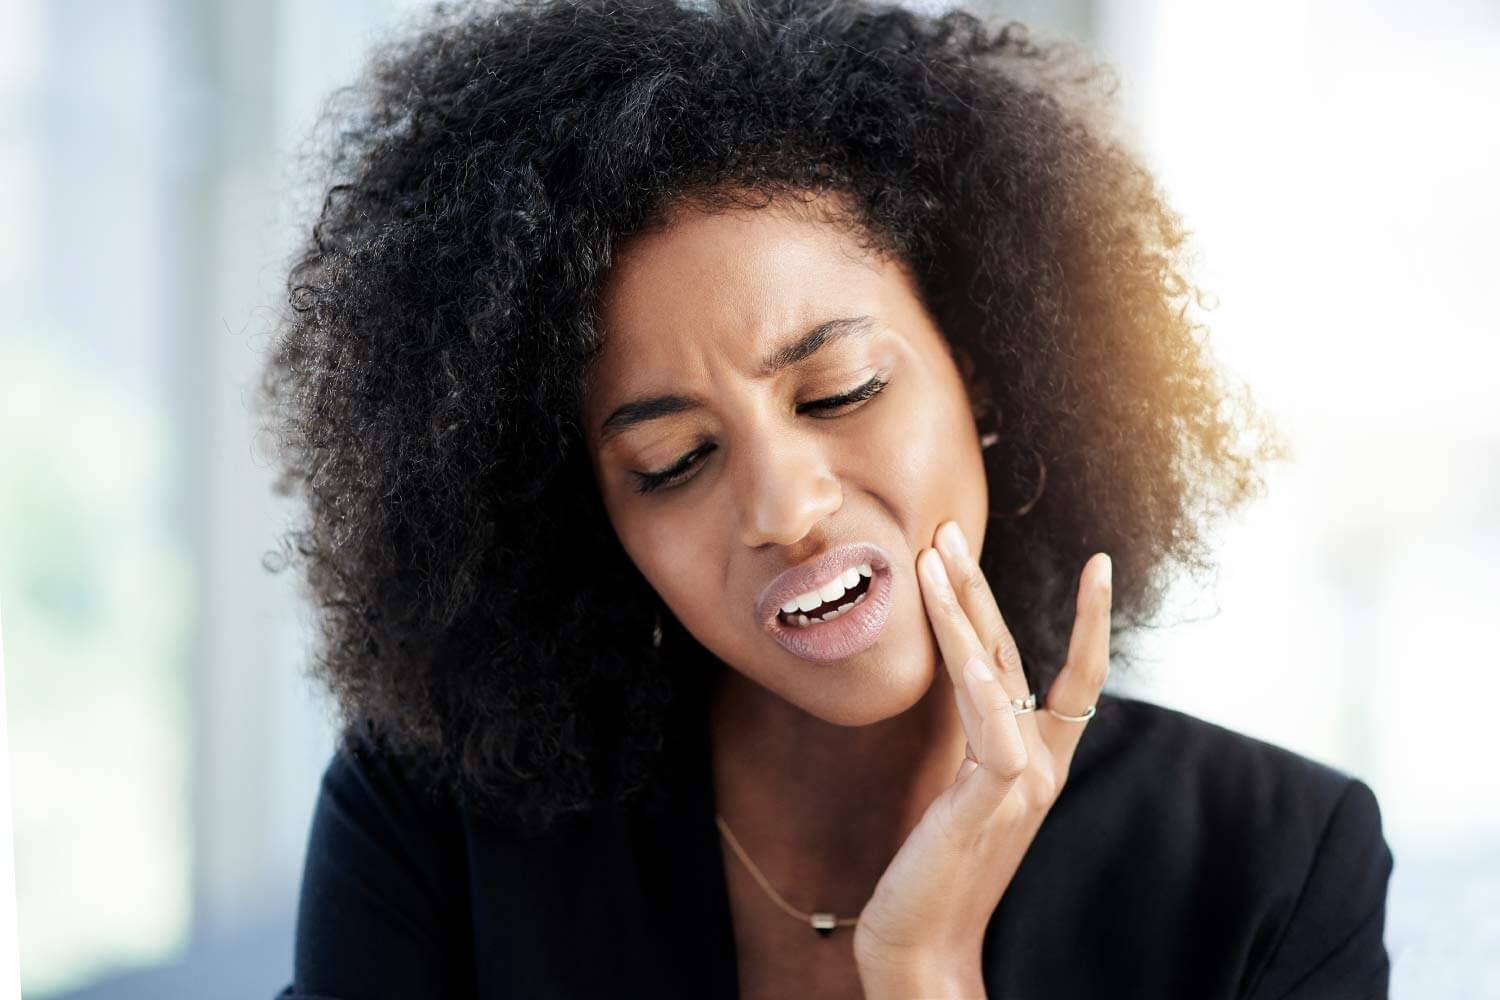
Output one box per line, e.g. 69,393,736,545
755,541,892,627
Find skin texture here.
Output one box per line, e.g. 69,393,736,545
582,194,990,733
581,193,1109,996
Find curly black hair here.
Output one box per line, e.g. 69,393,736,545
258,0,1285,836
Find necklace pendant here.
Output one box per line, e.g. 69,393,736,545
810,912,837,937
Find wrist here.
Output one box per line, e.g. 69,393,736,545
855,953,986,1000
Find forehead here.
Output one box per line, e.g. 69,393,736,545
584,199,910,418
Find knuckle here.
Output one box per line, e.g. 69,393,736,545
1077,656,1108,689
958,567,988,601
993,632,1024,673
997,744,1028,779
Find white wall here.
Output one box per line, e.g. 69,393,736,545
1092,1,1500,993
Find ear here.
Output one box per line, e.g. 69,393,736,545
949,341,994,421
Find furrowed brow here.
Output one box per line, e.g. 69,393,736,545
754,314,876,377
597,314,875,443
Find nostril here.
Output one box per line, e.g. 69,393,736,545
736,472,844,551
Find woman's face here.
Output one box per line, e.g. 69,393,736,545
580,194,990,726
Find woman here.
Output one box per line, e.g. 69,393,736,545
263,0,1393,996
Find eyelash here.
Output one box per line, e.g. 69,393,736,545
630,374,891,496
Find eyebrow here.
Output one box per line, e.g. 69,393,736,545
597,314,877,443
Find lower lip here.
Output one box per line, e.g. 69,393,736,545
764,567,894,663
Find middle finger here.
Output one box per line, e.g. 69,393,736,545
916,554,1041,765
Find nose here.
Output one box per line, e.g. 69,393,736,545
736,431,843,549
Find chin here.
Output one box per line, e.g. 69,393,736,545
795,654,939,727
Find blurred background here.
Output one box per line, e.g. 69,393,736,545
0,0,1496,995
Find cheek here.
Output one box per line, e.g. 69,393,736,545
622,514,720,619
852,381,983,526
627,513,763,664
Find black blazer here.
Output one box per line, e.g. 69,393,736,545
278,689,1393,999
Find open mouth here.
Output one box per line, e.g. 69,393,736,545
765,563,893,663
776,571,874,628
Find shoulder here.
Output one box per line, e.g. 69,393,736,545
1080,692,1362,827
1074,692,1388,878
288,720,475,996
304,717,471,898
317,718,464,834
1063,693,1393,997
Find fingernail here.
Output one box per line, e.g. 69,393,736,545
937,521,967,563
920,548,948,586
965,657,996,684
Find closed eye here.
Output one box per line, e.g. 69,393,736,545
629,374,890,495
802,373,889,414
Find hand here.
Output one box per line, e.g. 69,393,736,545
851,520,1113,983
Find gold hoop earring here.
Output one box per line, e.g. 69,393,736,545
975,398,1047,519
974,396,1002,451
1006,448,1047,518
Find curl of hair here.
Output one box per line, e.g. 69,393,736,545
258,0,1286,836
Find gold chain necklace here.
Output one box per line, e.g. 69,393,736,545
714,813,861,937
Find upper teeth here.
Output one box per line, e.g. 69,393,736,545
781,563,873,615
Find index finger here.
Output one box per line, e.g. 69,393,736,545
931,520,1042,752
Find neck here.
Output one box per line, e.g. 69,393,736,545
707,662,969,917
